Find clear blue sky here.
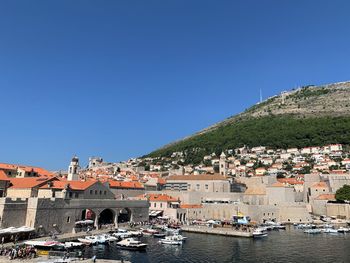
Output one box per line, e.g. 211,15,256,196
1,0,350,170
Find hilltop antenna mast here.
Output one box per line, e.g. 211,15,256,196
259,88,263,103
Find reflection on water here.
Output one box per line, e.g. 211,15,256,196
83,227,350,263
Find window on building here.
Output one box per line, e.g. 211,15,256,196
154,203,156,208
69,192,73,198
100,190,102,195
196,184,200,190
95,190,97,194
67,216,70,223
160,203,163,208
104,191,107,195
75,193,79,198
90,190,93,195
205,184,208,190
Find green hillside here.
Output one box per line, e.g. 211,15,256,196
147,82,350,163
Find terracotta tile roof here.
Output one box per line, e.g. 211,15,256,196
40,179,97,191
312,182,328,188
166,174,227,181
0,163,54,177
0,171,9,181
9,177,55,189
180,204,202,209
137,193,178,202
108,180,144,189
157,178,166,185
315,194,335,200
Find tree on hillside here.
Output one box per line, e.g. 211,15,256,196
335,185,350,202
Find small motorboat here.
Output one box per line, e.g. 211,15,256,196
171,234,187,241
322,228,338,234
113,229,132,239
153,233,166,238
77,238,96,245
159,236,183,245
253,228,268,238
142,228,159,236
304,229,321,234
116,238,147,250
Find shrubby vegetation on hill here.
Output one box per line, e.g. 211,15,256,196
148,115,350,163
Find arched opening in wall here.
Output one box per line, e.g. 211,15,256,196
75,209,96,232
98,209,115,226
81,209,96,221
118,208,132,223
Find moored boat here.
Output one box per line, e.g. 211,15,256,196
159,236,183,245
116,238,147,250
253,228,268,238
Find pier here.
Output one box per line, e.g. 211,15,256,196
182,225,253,237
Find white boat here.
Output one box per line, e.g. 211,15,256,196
141,228,159,236
253,228,268,238
77,238,95,245
113,229,132,239
171,234,187,241
85,235,105,244
304,229,321,234
159,236,183,245
64,242,84,249
116,238,147,250
322,228,338,234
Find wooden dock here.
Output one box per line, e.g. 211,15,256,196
182,225,253,237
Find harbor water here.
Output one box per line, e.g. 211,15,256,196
82,227,350,263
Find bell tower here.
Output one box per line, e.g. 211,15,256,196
68,156,79,181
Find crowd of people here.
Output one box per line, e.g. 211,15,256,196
0,245,37,260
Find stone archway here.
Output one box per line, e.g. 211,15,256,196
98,209,115,226
118,208,132,223
81,209,96,221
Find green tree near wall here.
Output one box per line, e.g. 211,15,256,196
335,185,350,202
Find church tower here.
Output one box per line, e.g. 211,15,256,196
68,156,80,181
219,152,227,176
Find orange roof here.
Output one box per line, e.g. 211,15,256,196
108,180,144,189
9,177,55,189
0,171,9,181
167,174,226,181
315,194,335,200
137,193,178,202
0,163,54,177
40,179,97,190
312,182,328,188
157,178,166,185
180,204,202,209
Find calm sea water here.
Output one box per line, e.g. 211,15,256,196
83,228,350,263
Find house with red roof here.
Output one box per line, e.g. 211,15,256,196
137,193,181,220
38,179,115,199
107,180,145,199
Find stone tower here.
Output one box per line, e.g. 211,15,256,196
219,152,227,176
67,156,79,181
